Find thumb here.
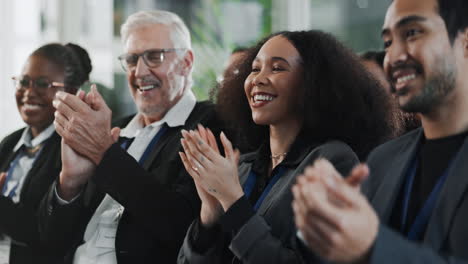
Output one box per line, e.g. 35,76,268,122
76,89,86,101
111,127,121,143
233,148,240,165
89,84,107,111
345,163,369,191
111,127,121,142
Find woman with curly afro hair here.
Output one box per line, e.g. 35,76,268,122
177,30,399,263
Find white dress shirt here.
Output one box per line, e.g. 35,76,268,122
72,90,196,264
0,124,55,264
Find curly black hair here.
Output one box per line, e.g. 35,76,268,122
217,30,400,160
31,43,92,93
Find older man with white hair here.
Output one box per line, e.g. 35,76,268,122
38,10,224,264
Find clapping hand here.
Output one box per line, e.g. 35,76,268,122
179,125,243,225
292,159,378,263
55,87,119,201
53,85,119,165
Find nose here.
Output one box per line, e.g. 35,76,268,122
134,56,151,78
22,85,38,98
252,69,269,87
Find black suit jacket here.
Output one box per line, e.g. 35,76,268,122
0,128,62,264
363,128,468,263
39,101,224,263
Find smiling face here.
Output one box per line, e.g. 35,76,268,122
244,35,304,126
382,0,458,114
16,55,65,137
124,23,193,125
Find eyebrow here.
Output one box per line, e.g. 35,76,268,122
381,15,427,37
271,56,290,66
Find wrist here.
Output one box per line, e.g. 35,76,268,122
91,139,113,165
57,173,84,201
220,189,244,211
200,204,223,227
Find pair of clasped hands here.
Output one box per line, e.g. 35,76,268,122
181,125,380,263
52,85,120,200
178,125,244,226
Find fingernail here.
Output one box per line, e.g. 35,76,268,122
56,91,65,99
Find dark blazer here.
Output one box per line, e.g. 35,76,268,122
39,101,224,263
0,128,62,264
363,128,468,263
178,140,358,263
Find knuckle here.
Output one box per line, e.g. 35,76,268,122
328,232,341,249
61,93,70,101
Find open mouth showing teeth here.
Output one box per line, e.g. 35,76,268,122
23,104,42,110
138,85,156,91
396,74,416,84
253,94,275,103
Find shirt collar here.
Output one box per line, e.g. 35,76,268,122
13,123,56,152
120,90,197,138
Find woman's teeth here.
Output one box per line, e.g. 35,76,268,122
253,94,275,102
23,104,41,110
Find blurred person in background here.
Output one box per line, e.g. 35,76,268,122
0,43,91,264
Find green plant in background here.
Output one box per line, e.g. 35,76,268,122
190,0,272,101
191,0,226,100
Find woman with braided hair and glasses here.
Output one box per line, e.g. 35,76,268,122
0,43,91,264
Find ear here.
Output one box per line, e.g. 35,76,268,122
462,28,468,58
180,49,194,76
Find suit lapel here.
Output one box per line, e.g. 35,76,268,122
0,150,18,172
256,148,319,215
19,133,60,201
424,136,468,250
256,168,293,215
371,130,422,223
141,126,180,170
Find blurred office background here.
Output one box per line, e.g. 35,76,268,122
0,0,389,139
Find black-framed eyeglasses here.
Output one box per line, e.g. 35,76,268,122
12,76,64,93
117,48,185,72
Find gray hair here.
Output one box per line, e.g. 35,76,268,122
121,10,191,49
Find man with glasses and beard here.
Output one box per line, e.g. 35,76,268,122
38,10,224,264
292,0,468,263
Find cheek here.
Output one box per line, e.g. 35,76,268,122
244,76,253,98
15,91,23,105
